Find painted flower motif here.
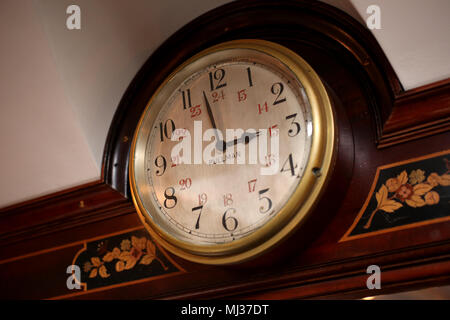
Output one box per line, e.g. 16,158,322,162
425,191,440,205
115,260,125,272
409,169,425,185
386,178,401,193
364,167,448,230
440,174,450,186
83,261,93,273
102,247,121,262
140,240,157,265
98,265,110,278
96,240,109,256
404,183,433,208
88,256,110,279
84,235,169,279
116,236,151,271
395,184,413,201
393,182,433,208
427,172,441,187
130,246,144,262
120,239,131,251
386,171,408,193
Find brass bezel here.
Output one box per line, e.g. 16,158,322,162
129,39,335,265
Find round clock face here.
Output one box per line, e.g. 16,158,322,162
130,40,335,264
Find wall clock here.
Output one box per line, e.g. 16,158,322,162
129,39,335,265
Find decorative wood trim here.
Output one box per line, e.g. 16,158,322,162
137,240,450,300
0,181,132,247
240,257,450,300
379,78,450,148
1,213,449,299
61,227,186,297
340,149,450,242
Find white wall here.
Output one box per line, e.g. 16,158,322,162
0,0,99,206
34,0,232,169
349,0,450,89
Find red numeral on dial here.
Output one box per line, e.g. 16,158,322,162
179,178,192,190
223,193,233,206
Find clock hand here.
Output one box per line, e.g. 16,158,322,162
202,91,225,151
244,130,260,145
225,131,260,148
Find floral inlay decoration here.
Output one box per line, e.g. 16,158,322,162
82,236,169,279
364,165,449,229
341,151,450,241
73,229,182,290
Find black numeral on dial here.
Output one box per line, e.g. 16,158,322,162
192,205,204,229
163,187,177,209
222,208,238,232
209,69,227,91
281,153,297,176
258,188,272,214
159,119,176,142
271,82,286,105
286,113,301,137
246,67,253,87
182,89,192,110
154,155,167,176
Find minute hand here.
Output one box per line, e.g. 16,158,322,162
202,91,225,151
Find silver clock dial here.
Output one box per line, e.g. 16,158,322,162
140,51,312,245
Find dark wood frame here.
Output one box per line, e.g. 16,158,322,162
1,0,449,299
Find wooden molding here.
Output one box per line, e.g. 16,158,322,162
379,78,450,148
160,241,450,300
0,181,132,247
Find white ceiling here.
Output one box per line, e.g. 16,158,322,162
0,0,449,208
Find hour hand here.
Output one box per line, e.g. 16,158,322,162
226,131,260,148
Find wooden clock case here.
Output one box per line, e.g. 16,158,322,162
1,0,449,299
